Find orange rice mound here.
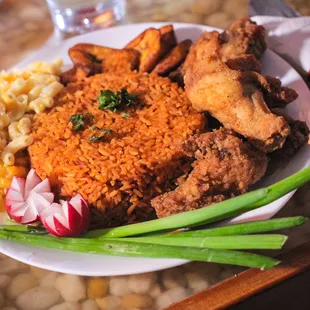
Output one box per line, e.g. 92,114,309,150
29,72,205,227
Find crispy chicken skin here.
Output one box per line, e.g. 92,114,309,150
184,30,291,152
220,18,267,61
167,17,266,85
267,109,310,174
151,129,268,218
258,75,298,108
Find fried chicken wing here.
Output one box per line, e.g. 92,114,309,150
267,109,310,174
167,18,266,85
257,75,298,108
220,18,267,61
225,54,261,73
151,129,268,218
184,30,291,152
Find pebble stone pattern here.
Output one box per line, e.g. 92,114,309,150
0,0,310,309
1,186,310,310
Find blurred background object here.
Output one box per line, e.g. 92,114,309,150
46,0,125,35
0,0,309,70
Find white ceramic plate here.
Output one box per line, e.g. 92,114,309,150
0,23,309,276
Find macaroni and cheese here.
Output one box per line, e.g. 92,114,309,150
0,59,64,166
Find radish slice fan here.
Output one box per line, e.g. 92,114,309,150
41,194,90,237
6,169,53,224
5,169,90,236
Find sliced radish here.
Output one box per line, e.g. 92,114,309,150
10,177,25,197
5,169,54,224
27,192,52,216
41,194,90,237
6,188,24,202
31,178,51,194
25,169,42,197
5,168,89,236
38,192,54,204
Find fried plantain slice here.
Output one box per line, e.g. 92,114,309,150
68,43,140,72
125,25,177,72
159,24,177,54
168,62,186,87
60,63,98,85
153,39,192,76
125,29,146,49
125,28,162,72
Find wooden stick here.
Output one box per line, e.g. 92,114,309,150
167,241,310,310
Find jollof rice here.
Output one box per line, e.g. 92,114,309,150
29,72,205,227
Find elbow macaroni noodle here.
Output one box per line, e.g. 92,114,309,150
0,59,64,209
0,59,64,166
3,135,33,166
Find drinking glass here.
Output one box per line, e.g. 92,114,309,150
45,0,126,35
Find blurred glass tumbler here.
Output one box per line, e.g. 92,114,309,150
46,0,126,34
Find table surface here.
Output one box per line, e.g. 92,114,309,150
0,1,310,310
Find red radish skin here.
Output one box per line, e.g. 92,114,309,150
54,216,75,237
41,196,90,237
5,168,90,236
66,202,82,233
80,199,91,232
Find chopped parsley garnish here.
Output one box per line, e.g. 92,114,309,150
98,88,139,112
121,112,131,119
89,126,114,143
69,113,94,131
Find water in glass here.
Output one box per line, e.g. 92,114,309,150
46,0,126,34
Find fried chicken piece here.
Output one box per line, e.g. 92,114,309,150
184,30,291,152
151,129,268,218
258,75,298,108
170,18,296,110
267,110,310,174
167,18,266,86
220,18,267,61
225,54,261,73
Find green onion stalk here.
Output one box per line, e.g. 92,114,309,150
0,229,280,269
85,189,267,238
123,234,287,250
86,167,310,238
168,217,307,237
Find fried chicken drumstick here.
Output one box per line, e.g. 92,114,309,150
184,18,297,153
151,129,268,218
